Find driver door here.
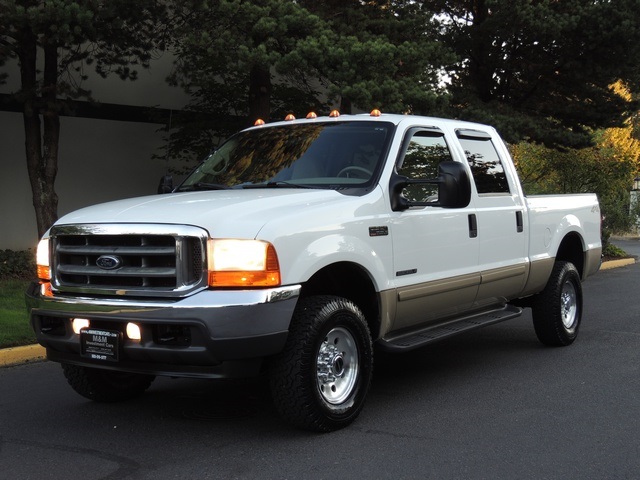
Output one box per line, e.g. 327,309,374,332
389,128,480,331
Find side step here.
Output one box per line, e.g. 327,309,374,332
378,304,523,352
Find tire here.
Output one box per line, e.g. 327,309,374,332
62,364,155,402
532,261,583,346
269,295,373,432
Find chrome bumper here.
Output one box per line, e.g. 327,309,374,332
26,282,301,378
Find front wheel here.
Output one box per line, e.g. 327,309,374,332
269,295,373,432
532,261,583,346
62,364,155,402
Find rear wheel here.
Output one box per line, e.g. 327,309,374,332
62,364,155,402
269,295,373,432
532,261,582,346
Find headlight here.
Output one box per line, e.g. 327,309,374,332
36,237,51,281
207,239,281,287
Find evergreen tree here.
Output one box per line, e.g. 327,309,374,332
165,0,454,166
429,0,640,147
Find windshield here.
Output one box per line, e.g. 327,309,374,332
178,121,394,191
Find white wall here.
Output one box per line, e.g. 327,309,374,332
0,111,174,250
0,52,190,251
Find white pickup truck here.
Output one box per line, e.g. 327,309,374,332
27,112,602,432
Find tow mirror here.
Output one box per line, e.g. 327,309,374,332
390,161,471,211
158,175,174,194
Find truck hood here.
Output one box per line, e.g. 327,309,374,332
56,189,356,238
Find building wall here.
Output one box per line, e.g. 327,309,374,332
0,53,190,251
0,111,176,250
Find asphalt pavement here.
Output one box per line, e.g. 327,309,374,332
1,259,639,479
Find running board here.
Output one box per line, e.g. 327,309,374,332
378,304,523,352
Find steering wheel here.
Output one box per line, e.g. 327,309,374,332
337,166,373,179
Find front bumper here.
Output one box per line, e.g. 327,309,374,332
26,282,300,378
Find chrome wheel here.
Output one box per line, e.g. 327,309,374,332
269,295,373,431
316,326,359,405
561,280,578,329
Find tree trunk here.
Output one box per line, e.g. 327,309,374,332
19,33,59,240
468,0,493,103
248,64,272,126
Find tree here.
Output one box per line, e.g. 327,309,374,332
429,0,640,148
164,0,454,167
512,123,640,243
295,0,454,114
0,0,167,238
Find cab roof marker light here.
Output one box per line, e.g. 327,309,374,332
284,114,296,121
254,118,266,126
306,112,317,119
370,109,382,117
329,109,340,118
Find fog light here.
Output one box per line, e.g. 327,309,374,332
126,322,141,341
72,318,90,334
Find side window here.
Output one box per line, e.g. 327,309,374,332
397,130,453,202
456,130,510,194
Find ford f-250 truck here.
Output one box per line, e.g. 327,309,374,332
27,111,601,432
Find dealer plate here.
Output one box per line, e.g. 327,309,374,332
80,328,120,362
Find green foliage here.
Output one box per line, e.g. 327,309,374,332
0,250,36,280
0,279,35,348
511,137,639,244
163,0,453,169
602,242,628,259
431,0,640,148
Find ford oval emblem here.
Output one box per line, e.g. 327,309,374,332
96,255,122,270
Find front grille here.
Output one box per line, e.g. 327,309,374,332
50,224,208,297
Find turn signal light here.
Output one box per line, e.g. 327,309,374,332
207,239,281,288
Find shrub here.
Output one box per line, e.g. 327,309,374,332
0,249,36,280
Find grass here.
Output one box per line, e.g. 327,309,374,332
0,279,36,348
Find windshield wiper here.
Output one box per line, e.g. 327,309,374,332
177,182,231,192
242,181,320,189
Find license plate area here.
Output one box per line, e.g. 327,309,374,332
80,328,120,362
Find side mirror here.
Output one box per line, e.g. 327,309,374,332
158,175,174,194
390,161,471,211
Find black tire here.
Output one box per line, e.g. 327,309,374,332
62,364,155,402
269,295,373,432
532,261,583,346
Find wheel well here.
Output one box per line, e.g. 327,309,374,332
555,233,585,278
300,262,381,339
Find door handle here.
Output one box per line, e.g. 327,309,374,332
468,214,478,238
516,211,524,233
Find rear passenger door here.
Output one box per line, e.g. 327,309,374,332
455,129,527,307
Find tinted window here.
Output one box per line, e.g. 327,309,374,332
179,121,394,191
457,134,510,194
397,131,453,202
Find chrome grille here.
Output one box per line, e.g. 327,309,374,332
50,224,208,297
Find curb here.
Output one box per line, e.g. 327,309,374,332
0,344,46,368
599,257,636,270
1,258,636,368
